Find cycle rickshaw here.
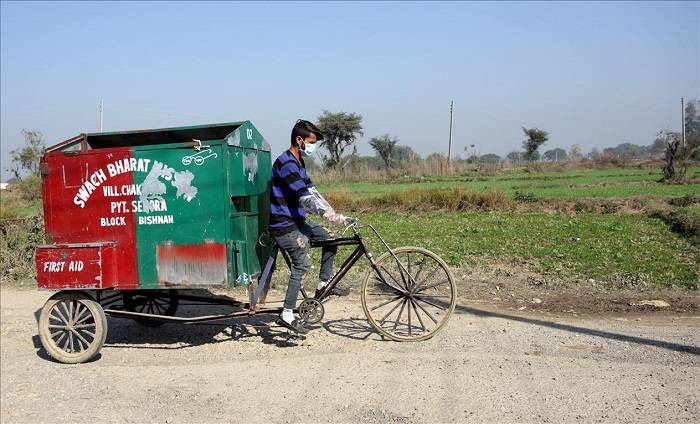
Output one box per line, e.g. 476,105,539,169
34,121,456,363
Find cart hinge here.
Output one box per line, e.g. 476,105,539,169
40,162,50,177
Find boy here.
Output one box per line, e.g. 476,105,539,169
269,119,355,334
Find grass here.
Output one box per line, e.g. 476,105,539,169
312,211,699,289
3,164,699,290
0,190,41,218
318,166,700,200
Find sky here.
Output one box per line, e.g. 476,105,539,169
1,1,698,180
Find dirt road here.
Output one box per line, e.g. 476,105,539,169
1,288,698,423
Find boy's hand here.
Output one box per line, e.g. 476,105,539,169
323,211,350,226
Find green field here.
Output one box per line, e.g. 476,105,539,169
318,166,700,199
3,165,699,289
311,166,700,289
341,212,698,289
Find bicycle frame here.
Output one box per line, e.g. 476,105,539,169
250,224,404,310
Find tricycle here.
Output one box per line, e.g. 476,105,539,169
38,221,456,363
34,122,456,363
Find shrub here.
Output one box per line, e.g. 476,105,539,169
647,207,700,246
0,215,45,285
513,191,538,203
16,175,42,202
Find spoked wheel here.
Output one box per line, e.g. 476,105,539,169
122,290,179,327
361,247,456,342
38,291,108,364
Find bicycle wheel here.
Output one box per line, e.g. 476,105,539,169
361,246,456,342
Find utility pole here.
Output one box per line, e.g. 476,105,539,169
99,97,104,132
447,100,453,166
681,97,685,149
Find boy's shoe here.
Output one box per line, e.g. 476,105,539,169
314,286,350,299
276,317,309,334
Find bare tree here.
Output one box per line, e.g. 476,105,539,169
660,129,698,182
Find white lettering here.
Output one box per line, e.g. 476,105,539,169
138,215,174,225
89,169,107,186
72,157,168,207
68,261,84,272
43,261,66,272
74,185,90,208
110,201,129,213
138,158,151,173
100,216,127,227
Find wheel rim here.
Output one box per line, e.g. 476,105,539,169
124,292,176,315
363,249,455,340
47,299,98,354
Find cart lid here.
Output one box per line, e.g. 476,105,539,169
86,122,245,149
47,121,250,152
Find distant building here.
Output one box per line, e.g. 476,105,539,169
0,182,8,190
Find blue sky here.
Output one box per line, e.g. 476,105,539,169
1,1,698,179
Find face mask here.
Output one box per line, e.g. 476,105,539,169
299,139,317,157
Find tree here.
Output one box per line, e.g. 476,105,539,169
393,145,420,166
684,99,700,159
569,144,582,161
660,130,684,181
316,111,364,169
368,135,398,168
479,153,501,164
506,151,524,163
521,127,549,161
543,148,568,162
659,128,699,182
650,137,666,156
8,130,45,180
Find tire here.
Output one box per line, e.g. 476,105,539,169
38,291,108,364
361,247,456,342
122,290,179,327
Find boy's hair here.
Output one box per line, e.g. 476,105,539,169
290,119,324,145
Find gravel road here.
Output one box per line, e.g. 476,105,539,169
1,289,698,423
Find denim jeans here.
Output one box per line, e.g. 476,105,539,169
273,220,337,309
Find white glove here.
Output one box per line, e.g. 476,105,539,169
323,211,349,226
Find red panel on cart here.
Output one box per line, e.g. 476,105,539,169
35,245,112,289
41,148,138,288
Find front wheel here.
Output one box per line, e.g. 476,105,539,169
38,291,108,364
361,247,456,342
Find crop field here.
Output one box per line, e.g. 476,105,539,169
345,211,699,289
2,165,699,290
311,166,700,290
318,166,700,200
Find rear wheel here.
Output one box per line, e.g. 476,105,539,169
361,247,456,342
38,291,107,364
122,290,179,327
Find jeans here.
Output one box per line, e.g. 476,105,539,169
272,220,337,310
